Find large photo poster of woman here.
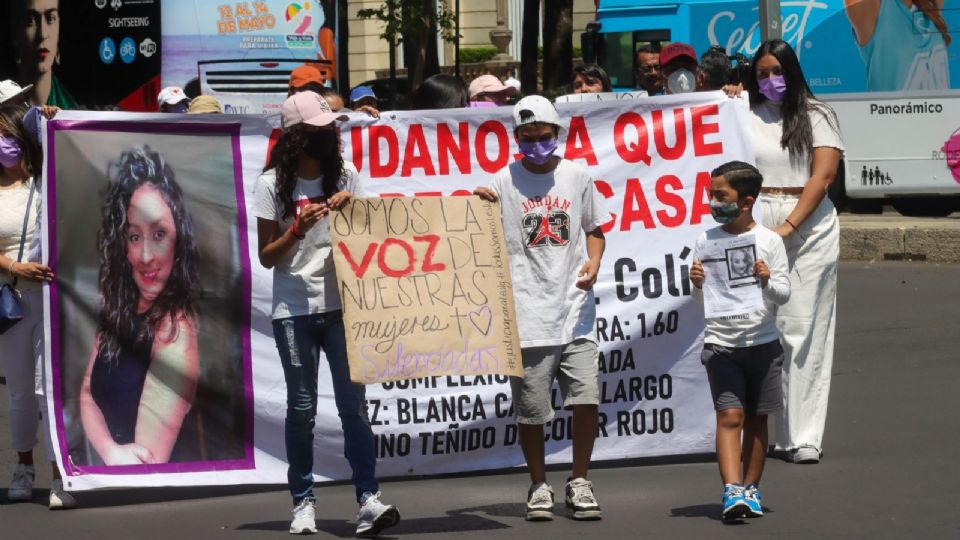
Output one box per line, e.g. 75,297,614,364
45,121,253,475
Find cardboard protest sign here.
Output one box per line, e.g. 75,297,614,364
330,197,522,383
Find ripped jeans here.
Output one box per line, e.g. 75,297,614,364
271,310,378,504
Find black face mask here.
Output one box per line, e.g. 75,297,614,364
303,132,334,161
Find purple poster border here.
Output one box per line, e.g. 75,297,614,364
46,119,256,476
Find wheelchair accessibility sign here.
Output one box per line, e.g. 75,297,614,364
100,37,116,64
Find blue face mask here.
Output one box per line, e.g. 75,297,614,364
710,200,741,224
518,138,558,165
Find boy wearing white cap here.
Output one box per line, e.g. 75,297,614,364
474,96,607,521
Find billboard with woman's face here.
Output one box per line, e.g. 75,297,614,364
1,0,162,110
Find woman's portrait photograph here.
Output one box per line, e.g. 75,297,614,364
48,124,252,473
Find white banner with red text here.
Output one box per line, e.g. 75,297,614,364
42,92,753,490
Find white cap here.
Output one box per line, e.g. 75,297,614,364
157,86,189,106
503,77,521,92
0,80,33,104
512,95,561,129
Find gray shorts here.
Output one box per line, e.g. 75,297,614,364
509,339,600,425
701,340,784,415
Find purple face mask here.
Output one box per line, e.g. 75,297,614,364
758,74,787,102
0,136,23,168
518,138,558,165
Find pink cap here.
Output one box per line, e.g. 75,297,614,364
468,74,517,99
281,92,346,129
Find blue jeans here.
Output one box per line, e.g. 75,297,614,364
272,311,378,504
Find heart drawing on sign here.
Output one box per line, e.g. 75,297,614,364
469,306,493,336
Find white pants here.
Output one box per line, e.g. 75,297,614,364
0,288,55,461
757,195,838,452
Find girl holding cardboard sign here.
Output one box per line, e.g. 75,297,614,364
252,91,400,537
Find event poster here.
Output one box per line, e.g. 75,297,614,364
162,0,338,115
330,197,523,384
43,93,753,490
45,118,254,481
0,0,162,110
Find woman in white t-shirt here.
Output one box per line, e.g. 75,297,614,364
252,92,399,536
0,103,75,507
742,39,844,465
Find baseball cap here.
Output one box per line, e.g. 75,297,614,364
187,95,223,114
349,85,377,105
512,95,561,129
281,91,347,129
289,65,324,89
157,86,189,107
0,80,33,104
468,74,517,99
659,42,698,66
503,77,521,92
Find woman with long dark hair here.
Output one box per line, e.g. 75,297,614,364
409,73,469,110
0,102,75,507
253,91,400,536
80,146,201,467
743,39,843,465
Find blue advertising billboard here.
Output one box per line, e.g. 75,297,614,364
598,0,959,94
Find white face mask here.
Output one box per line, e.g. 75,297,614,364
667,69,696,94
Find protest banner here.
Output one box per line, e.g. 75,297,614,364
43,92,753,490
329,197,522,384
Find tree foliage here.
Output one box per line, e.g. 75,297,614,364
356,0,458,47
357,0,459,86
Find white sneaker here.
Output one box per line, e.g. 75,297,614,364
565,477,602,520
289,499,317,535
356,491,400,537
792,447,821,464
49,479,77,509
525,482,554,521
8,464,35,502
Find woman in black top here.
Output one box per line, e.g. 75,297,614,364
80,146,201,465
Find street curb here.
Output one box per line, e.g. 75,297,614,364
840,223,960,262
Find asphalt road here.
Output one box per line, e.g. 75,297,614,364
2,261,959,539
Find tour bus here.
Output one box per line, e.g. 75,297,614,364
590,0,960,216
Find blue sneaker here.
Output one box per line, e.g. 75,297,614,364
721,484,749,521
743,484,763,517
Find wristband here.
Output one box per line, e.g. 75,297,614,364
784,218,799,232
289,224,305,240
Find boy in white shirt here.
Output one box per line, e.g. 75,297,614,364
690,161,790,522
474,96,607,521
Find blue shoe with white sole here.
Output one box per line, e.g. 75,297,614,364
721,484,749,522
743,483,763,517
